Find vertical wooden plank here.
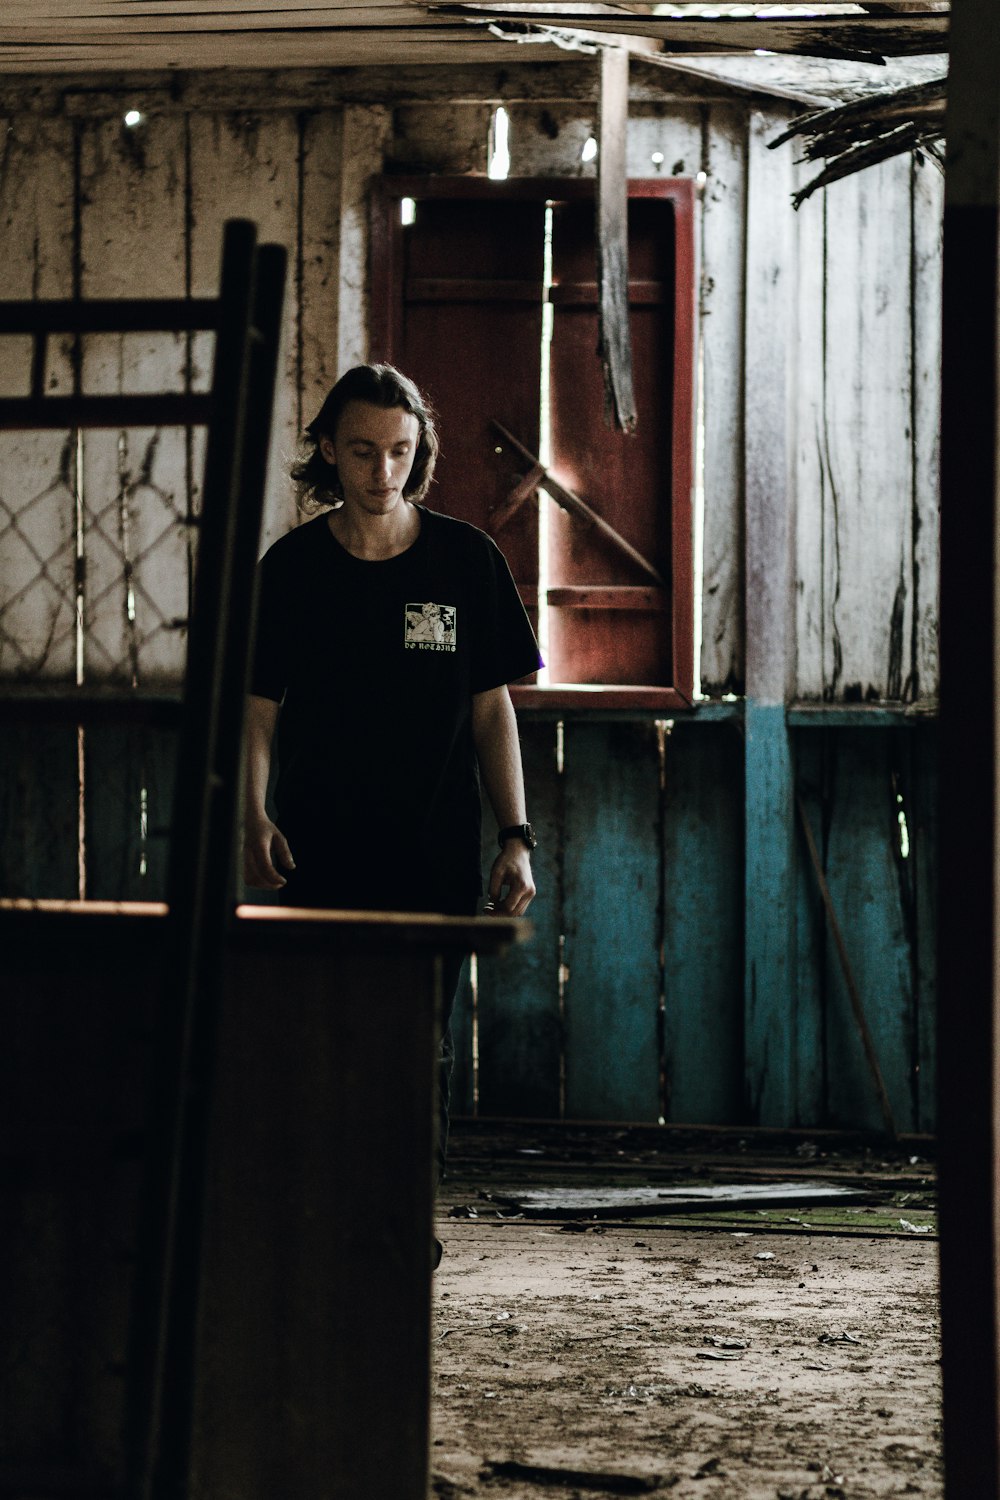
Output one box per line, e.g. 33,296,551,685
820,158,915,701
389,103,491,175
661,721,744,1124
0,111,76,682
562,721,661,1121
299,110,344,439
744,111,797,1126
909,722,937,1132
792,176,828,703
596,46,636,432
78,112,191,687
626,102,703,180
700,104,746,699
85,723,176,901
476,718,562,1119
189,111,301,552
937,5,1000,1485
448,961,476,1119
337,104,391,378
505,102,596,177
0,723,79,898
911,152,943,705
821,730,916,1133
793,730,827,1122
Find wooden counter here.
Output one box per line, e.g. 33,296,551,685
1,900,527,1500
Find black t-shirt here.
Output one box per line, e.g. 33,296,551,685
250,505,541,909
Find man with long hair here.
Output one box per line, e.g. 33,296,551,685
243,363,541,1213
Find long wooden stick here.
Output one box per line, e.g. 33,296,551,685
490,419,664,585
795,790,897,1139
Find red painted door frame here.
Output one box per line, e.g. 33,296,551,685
371,175,696,711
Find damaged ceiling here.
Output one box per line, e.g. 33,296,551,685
0,2,949,75
0,2,948,199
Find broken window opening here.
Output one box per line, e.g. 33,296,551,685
487,106,510,181
537,202,555,684
380,176,695,703
896,790,911,861
581,135,598,164
138,784,149,879
469,952,480,1114
73,429,87,899
400,196,417,227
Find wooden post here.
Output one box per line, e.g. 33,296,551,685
596,46,637,432
337,105,391,372
743,112,797,1125
938,3,1000,1492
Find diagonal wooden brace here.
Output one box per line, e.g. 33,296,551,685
490,419,664,586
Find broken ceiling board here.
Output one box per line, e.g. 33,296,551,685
596,45,637,431
0,32,566,75
442,9,950,61
491,1182,873,1217
0,66,759,115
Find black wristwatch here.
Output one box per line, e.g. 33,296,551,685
498,823,537,851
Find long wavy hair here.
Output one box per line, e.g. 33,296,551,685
291,363,439,510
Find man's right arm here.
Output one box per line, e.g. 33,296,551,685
243,694,295,889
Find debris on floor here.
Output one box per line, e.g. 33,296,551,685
433,1123,941,1500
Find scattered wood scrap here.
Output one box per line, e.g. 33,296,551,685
489,1182,872,1219
769,75,945,205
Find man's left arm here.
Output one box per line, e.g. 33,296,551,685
471,684,536,917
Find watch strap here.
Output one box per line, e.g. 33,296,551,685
498,822,537,851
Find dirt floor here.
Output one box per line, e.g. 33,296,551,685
430,1126,941,1500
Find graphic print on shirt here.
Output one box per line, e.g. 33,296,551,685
404,601,457,652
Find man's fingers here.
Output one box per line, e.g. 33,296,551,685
245,831,287,889
273,830,296,872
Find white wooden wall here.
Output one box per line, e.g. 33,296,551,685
0,79,943,700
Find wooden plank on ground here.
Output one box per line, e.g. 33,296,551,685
476,717,562,1119
562,721,661,1121
660,720,744,1124
699,104,746,698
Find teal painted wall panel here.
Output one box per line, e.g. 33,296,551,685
661,721,745,1123
476,719,563,1118
744,701,798,1124
910,726,938,1131
819,729,917,1131
0,723,80,899
85,724,175,901
793,733,829,1124
562,721,662,1122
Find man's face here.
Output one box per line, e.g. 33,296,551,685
320,401,419,517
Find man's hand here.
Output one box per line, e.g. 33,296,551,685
243,815,295,890
487,841,535,917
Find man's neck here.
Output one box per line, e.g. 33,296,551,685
327,501,421,561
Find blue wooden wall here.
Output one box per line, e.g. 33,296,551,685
452,712,938,1133
0,710,937,1132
